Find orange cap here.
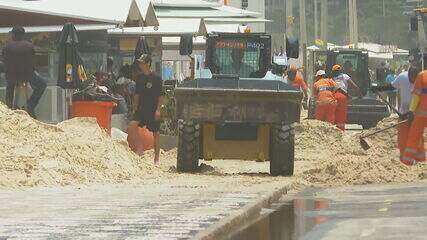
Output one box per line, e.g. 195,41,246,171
332,64,342,71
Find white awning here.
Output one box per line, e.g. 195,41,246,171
204,23,250,33
0,24,116,34
109,15,268,37
155,5,262,19
341,42,406,59
152,0,220,8
204,18,271,23
109,18,206,36
162,36,206,46
368,52,394,59
307,43,344,51
0,0,134,24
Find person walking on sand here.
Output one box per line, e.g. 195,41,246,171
128,54,163,165
331,64,362,131
371,67,423,165
313,70,338,124
401,70,427,165
2,26,37,114
285,65,309,108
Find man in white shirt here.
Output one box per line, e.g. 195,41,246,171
331,64,362,131
371,67,423,163
263,64,285,81
391,71,415,114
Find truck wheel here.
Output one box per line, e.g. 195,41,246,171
177,120,200,172
308,98,316,119
270,124,295,176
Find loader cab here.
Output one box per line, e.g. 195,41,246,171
205,33,272,78
326,49,370,97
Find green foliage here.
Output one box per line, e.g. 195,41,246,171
295,0,412,48
160,87,177,136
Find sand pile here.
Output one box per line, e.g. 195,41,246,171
294,118,424,187
0,103,160,188
295,120,350,160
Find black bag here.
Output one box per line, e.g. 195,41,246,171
73,80,119,102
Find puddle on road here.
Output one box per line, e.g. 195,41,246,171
227,198,330,240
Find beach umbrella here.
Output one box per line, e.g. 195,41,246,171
134,36,151,61
57,22,87,89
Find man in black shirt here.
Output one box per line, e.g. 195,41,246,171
128,54,163,164
2,26,35,109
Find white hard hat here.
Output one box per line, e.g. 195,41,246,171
98,86,108,93
315,70,326,77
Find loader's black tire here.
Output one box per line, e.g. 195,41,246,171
198,125,204,160
308,98,316,119
270,124,295,176
362,121,377,130
177,120,200,172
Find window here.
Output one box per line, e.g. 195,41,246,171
212,40,264,78
336,53,359,74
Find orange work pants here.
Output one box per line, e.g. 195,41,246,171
315,103,336,124
401,116,426,165
334,92,348,131
398,121,424,159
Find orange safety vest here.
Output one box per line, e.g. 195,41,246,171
292,72,308,90
313,78,337,104
413,71,427,116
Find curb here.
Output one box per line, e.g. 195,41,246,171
194,184,290,240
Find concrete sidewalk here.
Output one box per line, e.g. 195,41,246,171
0,179,290,240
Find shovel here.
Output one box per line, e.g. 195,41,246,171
359,120,407,150
376,92,402,117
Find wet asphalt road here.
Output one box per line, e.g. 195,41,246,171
0,184,261,240
229,182,427,240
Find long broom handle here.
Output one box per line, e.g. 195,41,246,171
376,92,402,117
361,120,407,139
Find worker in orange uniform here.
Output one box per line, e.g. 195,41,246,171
401,70,427,165
331,64,362,131
313,70,337,124
371,67,422,164
285,65,309,108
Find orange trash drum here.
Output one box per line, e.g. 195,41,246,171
127,127,154,152
72,101,116,134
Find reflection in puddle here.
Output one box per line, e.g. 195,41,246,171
227,198,329,240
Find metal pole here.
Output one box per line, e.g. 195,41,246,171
300,0,307,80
349,0,354,45
353,0,358,47
314,0,318,40
382,0,385,17
345,0,349,43
286,0,294,38
382,0,385,44
418,14,425,70
320,0,327,46
349,0,358,47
